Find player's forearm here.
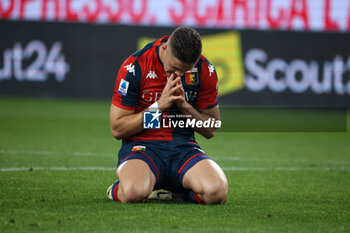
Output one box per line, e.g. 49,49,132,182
178,102,219,139
110,112,144,140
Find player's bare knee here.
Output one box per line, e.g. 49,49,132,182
203,189,227,205
119,183,150,203
202,180,228,204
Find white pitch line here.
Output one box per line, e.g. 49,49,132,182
0,149,271,162
0,149,348,165
223,167,350,171
71,151,115,157
0,166,349,172
0,149,250,161
0,149,115,157
0,167,115,172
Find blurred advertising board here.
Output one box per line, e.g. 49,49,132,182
0,0,350,32
0,20,349,107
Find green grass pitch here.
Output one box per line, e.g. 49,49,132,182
0,97,349,233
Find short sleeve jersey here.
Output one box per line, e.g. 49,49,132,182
112,36,218,142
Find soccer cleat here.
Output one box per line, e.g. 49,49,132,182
147,189,173,200
107,180,121,201
106,184,114,200
147,189,184,202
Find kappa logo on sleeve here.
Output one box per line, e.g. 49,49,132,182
118,79,129,96
208,64,215,76
124,63,135,75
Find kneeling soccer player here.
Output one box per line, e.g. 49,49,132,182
107,26,228,205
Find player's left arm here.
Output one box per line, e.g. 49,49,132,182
177,101,220,139
176,59,220,138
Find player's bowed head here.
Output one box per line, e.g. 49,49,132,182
158,26,202,79
157,27,202,108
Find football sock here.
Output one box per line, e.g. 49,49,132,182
111,180,121,202
184,190,206,205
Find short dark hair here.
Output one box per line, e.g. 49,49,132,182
168,26,202,64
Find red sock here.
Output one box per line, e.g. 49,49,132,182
194,193,206,205
112,181,121,202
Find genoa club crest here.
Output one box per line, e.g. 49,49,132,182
185,71,198,85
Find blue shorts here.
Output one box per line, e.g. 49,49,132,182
117,140,211,192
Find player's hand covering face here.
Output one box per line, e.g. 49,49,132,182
157,73,185,111
157,42,196,111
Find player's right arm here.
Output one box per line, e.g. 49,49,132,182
110,106,142,140
110,72,182,140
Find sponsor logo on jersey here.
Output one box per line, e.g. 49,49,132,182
118,79,129,96
132,145,146,152
143,110,161,129
141,90,162,102
142,90,196,102
146,70,158,79
185,90,198,102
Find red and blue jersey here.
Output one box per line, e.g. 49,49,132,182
112,36,218,142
